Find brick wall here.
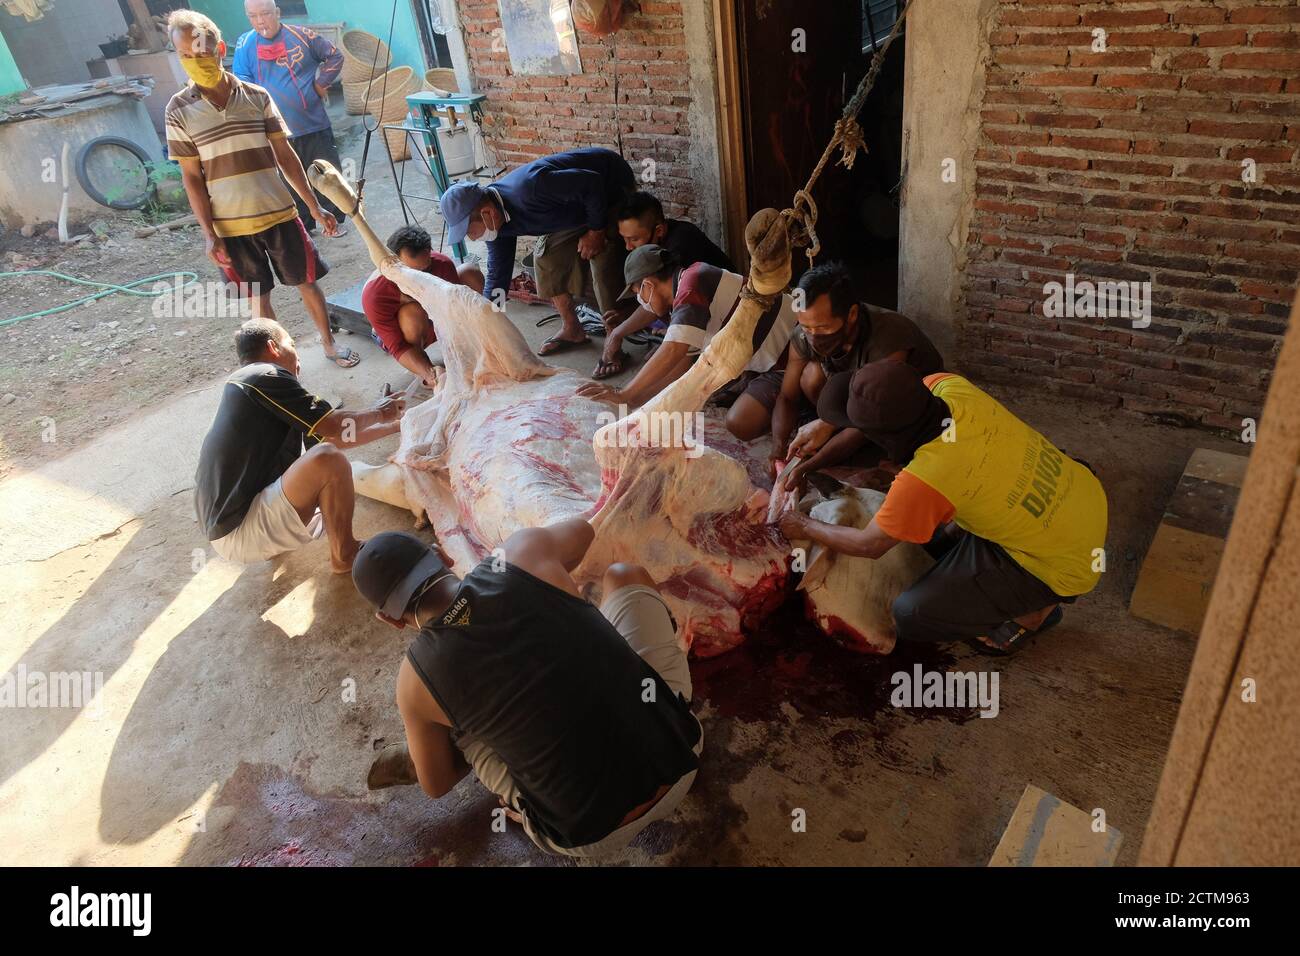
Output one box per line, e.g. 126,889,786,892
456,0,701,221
962,1,1300,430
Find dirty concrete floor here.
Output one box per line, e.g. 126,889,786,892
0,102,1244,866
0,290,1241,864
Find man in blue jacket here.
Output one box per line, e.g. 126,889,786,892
233,0,348,236
440,148,636,356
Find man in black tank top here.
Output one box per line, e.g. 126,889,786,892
352,517,702,857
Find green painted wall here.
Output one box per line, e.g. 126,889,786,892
187,0,248,48
0,30,25,96
190,0,427,75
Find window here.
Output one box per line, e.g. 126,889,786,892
862,0,903,51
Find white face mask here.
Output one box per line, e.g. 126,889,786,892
635,280,654,314
480,226,499,242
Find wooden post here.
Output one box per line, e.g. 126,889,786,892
1140,287,1300,865
712,0,749,272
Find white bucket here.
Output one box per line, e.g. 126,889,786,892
436,123,475,177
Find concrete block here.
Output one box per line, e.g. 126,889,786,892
990,784,1123,867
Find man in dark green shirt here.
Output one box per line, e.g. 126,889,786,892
755,261,943,486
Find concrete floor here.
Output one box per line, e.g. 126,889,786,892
0,283,1242,864
0,103,1244,864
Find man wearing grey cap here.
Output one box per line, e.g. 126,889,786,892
351,519,702,857
576,244,797,432
438,148,635,357
779,360,1108,655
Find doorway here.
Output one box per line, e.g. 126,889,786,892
721,0,906,306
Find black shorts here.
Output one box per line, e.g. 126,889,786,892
893,529,1071,643
221,217,329,296
734,367,820,433
289,128,346,225
740,367,785,411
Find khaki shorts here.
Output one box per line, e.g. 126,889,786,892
533,217,628,313
210,477,324,565
456,584,701,858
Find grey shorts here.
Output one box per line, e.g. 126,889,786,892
456,584,702,857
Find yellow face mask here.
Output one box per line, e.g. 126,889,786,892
179,55,223,88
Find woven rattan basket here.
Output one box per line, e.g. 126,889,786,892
340,29,391,84
364,66,417,162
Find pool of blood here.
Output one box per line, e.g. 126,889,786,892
690,598,970,724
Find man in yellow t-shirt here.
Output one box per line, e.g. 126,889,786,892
778,360,1108,654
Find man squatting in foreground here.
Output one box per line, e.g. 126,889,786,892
354,519,702,858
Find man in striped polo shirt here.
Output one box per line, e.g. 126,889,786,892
164,10,359,369
576,244,797,428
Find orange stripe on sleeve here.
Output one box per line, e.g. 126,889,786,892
874,470,956,544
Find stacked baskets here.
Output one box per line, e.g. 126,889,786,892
340,29,391,115
363,66,417,162
340,30,416,162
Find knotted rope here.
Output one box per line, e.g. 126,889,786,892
776,0,912,271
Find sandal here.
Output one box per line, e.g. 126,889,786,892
325,345,361,368
591,349,630,380
972,605,1064,656
538,333,589,357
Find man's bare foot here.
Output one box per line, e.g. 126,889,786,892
538,332,589,356
331,538,364,574
368,742,419,790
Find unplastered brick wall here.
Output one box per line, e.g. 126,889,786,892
961,0,1300,430
457,0,700,221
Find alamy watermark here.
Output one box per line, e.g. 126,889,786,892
49,886,150,936
1,666,104,718
1043,273,1151,329
595,405,707,459
891,665,999,718
151,277,258,320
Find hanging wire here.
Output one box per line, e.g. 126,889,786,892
356,0,403,201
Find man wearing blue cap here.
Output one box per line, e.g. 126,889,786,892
440,147,636,356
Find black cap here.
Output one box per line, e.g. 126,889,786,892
818,361,933,433
817,371,856,429
618,243,678,301
352,532,448,619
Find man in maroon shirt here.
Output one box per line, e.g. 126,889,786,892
361,225,485,387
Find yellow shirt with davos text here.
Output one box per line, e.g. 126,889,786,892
904,374,1108,597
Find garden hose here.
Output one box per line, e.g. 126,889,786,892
0,270,201,327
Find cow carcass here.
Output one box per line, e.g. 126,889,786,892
310,161,921,657
310,162,790,657
785,483,933,654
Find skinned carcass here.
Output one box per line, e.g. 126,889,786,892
784,480,933,654
311,161,926,657
308,161,789,657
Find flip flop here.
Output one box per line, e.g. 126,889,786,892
326,345,361,368
591,349,630,380
538,333,589,357
971,605,1064,656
